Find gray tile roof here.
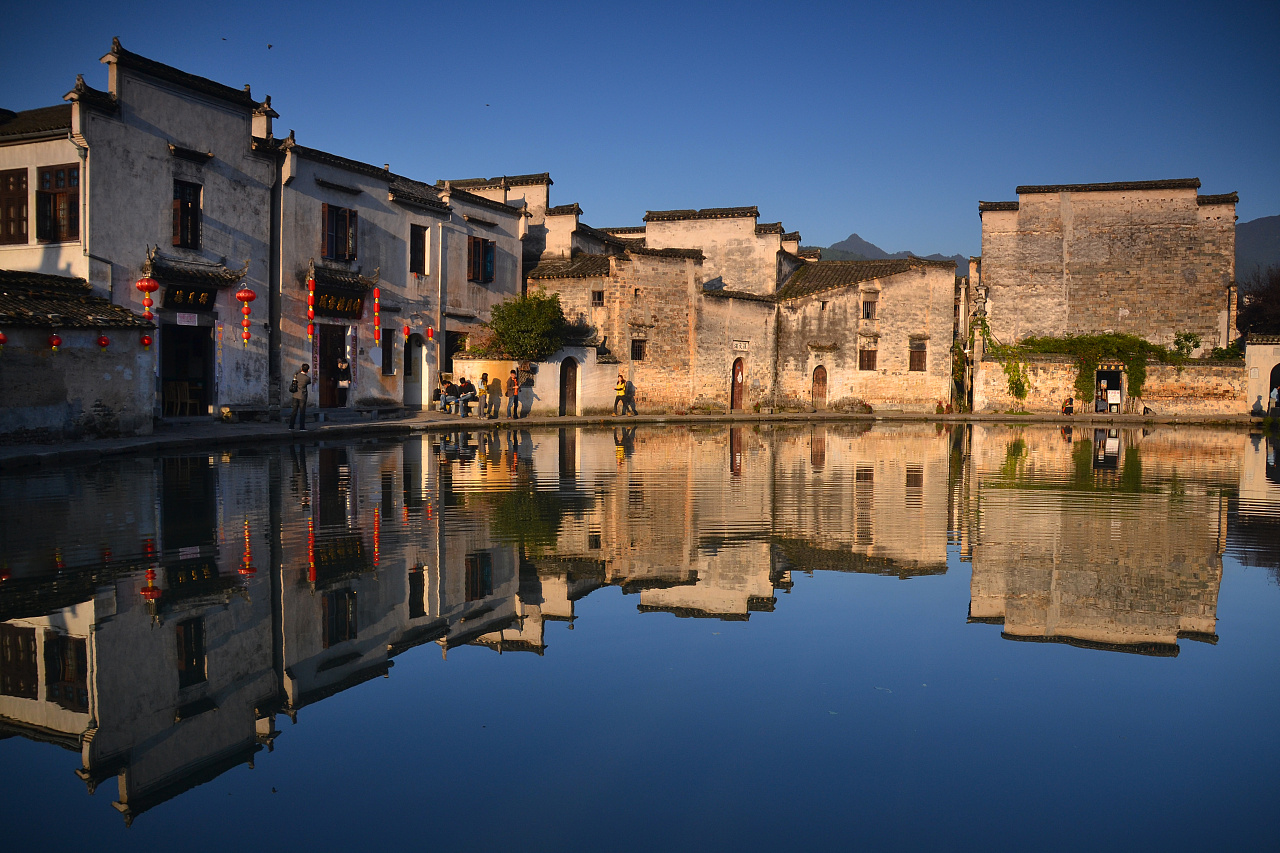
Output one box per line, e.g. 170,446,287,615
644,206,759,223
1016,178,1201,194
527,254,612,280
0,104,71,139
1197,193,1238,205
0,269,151,328
978,201,1019,211
546,203,582,216
439,172,552,189
775,257,955,301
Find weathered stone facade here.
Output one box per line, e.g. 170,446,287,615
973,353,1248,415
977,179,1237,351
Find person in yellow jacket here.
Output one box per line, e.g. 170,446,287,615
614,373,627,416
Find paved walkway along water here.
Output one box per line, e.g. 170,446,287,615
0,408,1266,470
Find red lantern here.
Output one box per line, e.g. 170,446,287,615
239,518,256,577
236,286,256,348
97,334,110,352
140,333,153,350
0,330,7,352
48,333,62,352
135,275,159,321
307,275,316,342
426,326,434,342
140,566,161,602
373,287,381,344
403,324,410,339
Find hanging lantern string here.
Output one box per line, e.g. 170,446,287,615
236,285,256,348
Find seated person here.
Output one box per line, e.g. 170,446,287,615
442,381,460,414
432,386,445,412
457,377,478,416
1061,396,1074,415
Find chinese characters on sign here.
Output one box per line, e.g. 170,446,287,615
161,285,218,311
312,286,366,319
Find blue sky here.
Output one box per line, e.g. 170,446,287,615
4,0,1277,256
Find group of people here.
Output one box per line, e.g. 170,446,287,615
434,371,521,419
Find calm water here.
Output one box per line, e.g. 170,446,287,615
1,423,1278,851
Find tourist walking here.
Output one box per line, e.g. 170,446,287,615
288,363,311,430
615,373,627,415
506,370,520,419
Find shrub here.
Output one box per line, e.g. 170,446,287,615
477,290,568,360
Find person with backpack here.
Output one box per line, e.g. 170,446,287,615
288,364,311,430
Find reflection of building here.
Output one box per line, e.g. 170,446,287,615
962,425,1234,654
0,453,276,825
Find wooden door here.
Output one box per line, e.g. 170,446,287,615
812,365,827,409
730,358,745,410
559,358,578,416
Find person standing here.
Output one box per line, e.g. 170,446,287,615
288,364,311,430
1271,383,1279,414
335,357,351,407
615,373,627,416
478,373,490,419
506,369,520,419
486,373,503,418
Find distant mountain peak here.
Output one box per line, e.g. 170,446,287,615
818,233,966,270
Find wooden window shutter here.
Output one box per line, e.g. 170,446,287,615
483,239,495,282
190,193,200,249
321,202,330,257
348,210,358,259
172,195,182,246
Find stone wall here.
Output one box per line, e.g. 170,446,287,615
0,327,155,435
692,293,775,410
774,264,954,412
645,215,781,295
1245,338,1280,413
973,353,1248,415
980,185,1236,350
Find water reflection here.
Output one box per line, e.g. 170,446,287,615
0,423,1276,826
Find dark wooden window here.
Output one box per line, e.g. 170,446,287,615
465,552,493,602
0,168,27,245
861,297,877,320
859,348,877,371
410,224,427,274
591,290,604,307
0,625,38,699
44,633,88,712
173,180,202,249
175,618,206,688
587,533,602,550
905,465,924,488
408,568,426,619
631,339,647,361
322,589,358,647
381,329,395,376
467,236,495,283
36,164,78,242
909,340,927,372
322,203,358,261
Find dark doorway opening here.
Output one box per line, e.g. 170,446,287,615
317,324,347,408
161,323,213,417
731,358,745,410
1095,368,1122,413
559,358,578,416
444,330,467,373
730,427,743,476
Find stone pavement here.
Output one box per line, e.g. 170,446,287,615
0,407,1265,471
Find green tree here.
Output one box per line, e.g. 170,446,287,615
481,291,568,360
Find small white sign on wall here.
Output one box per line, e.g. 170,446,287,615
176,312,198,326
733,340,750,351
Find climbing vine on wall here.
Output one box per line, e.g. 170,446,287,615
1019,334,1175,400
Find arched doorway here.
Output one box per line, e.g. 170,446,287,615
403,333,425,409
730,358,745,410
811,365,827,409
559,357,578,416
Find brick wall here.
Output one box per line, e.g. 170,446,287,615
981,188,1236,350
